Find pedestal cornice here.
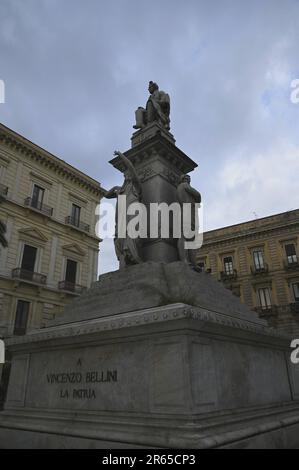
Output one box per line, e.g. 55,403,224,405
109,132,197,178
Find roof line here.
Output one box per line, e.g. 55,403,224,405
204,208,299,235
0,122,105,194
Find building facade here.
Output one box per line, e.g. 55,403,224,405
0,123,104,337
197,209,299,336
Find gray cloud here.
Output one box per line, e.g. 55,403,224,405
1,0,299,273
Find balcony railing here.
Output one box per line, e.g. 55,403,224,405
220,269,238,281
0,183,8,197
254,305,278,318
65,216,90,233
24,197,53,217
58,280,86,294
12,268,47,285
284,259,299,270
250,263,269,275
290,302,299,314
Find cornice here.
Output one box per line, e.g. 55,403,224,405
110,134,198,176
29,171,53,187
202,222,299,250
0,123,105,197
4,303,286,349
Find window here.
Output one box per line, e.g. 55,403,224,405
258,287,272,310
71,204,81,227
285,244,297,264
253,249,264,270
31,184,45,210
65,259,77,285
21,245,37,273
13,300,30,335
292,283,299,302
197,258,205,271
223,256,234,275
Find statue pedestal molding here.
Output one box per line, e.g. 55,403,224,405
131,122,175,148
1,262,299,449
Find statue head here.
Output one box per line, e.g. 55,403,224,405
180,174,191,184
148,81,159,94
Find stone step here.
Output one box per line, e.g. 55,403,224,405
52,262,266,327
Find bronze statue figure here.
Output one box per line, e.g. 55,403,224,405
105,151,143,268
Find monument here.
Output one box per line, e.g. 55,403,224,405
1,82,299,449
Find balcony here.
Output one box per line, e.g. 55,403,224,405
290,302,299,314
12,268,47,285
58,280,86,294
0,183,8,197
250,263,269,275
284,259,299,271
254,305,278,318
24,197,53,217
65,216,90,233
220,269,238,281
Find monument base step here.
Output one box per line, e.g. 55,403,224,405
1,402,299,448
1,271,299,449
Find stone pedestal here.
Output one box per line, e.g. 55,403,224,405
110,126,197,263
1,263,299,449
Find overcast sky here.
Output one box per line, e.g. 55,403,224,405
1,0,299,274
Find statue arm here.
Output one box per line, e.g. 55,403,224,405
114,150,142,194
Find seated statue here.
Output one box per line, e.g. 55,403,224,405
134,81,170,131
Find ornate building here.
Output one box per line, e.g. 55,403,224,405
0,123,104,336
197,209,299,336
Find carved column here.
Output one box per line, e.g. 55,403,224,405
110,124,197,263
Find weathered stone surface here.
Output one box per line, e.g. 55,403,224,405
110,132,197,264
0,300,299,448
49,261,268,327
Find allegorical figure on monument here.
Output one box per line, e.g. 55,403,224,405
105,150,143,268
133,81,170,130
176,174,201,267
